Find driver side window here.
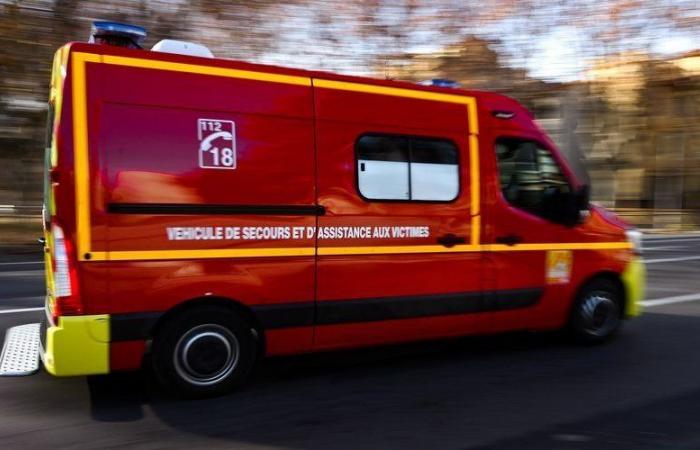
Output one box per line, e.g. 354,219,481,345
495,137,570,217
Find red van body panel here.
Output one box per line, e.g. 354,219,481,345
43,42,636,373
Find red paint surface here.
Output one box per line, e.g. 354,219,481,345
110,340,147,372
49,42,631,368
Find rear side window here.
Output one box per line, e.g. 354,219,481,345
356,134,459,201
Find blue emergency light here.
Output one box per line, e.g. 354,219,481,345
89,21,147,49
418,79,461,88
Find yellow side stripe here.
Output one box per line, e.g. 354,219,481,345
318,244,479,256
70,52,483,260
88,247,316,262
101,55,311,86
313,79,479,135
72,52,100,259
312,77,482,245
84,242,632,262
69,50,631,264
469,134,481,245
483,242,633,252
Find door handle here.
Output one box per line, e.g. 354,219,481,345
495,234,522,246
437,234,466,248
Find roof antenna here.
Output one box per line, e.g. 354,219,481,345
384,56,394,81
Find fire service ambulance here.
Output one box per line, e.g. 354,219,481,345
0,22,645,397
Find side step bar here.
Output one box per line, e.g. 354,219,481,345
0,323,41,376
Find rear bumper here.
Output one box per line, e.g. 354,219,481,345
41,313,110,376
621,256,646,318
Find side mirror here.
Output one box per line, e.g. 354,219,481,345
576,184,590,212
542,185,589,227
565,185,590,226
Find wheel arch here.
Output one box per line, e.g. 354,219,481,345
571,270,626,317
147,296,266,357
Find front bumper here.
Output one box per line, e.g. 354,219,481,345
41,313,110,376
621,256,646,318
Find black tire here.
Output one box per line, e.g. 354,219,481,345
151,306,257,398
568,278,623,344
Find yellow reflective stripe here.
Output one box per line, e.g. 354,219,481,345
484,242,633,251
314,77,481,243
313,78,479,134
88,247,316,262
322,242,632,255
319,244,479,256
70,52,311,260
50,45,70,169
71,52,482,258
72,52,100,260
44,229,55,304
78,242,631,261
102,55,311,86
469,134,481,245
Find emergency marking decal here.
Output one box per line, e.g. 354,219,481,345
198,118,236,169
546,250,573,284
166,225,431,241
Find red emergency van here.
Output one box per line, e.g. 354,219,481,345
0,24,645,397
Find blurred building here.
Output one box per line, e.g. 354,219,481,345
585,51,700,229
380,39,700,230
0,9,698,233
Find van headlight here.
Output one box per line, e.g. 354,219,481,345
625,229,642,255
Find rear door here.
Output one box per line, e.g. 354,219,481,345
84,53,317,354
312,79,485,349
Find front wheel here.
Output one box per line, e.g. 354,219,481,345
151,306,258,398
569,278,623,344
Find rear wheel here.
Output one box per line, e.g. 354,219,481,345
569,278,623,344
151,306,257,398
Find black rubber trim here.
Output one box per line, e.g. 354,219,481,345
317,291,481,325
107,203,325,216
111,312,162,341
109,289,542,335
251,302,316,330
316,288,541,325
490,288,543,311
250,288,542,329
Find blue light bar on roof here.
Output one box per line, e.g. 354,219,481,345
89,21,147,49
417,79,461,88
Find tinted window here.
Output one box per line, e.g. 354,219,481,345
357,134,459,201
495,137,570,215
357,135,409,162
410,139,458,164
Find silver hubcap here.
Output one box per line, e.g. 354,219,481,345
173,324,239,386
580,292,619,337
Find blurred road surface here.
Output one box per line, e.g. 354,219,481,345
0,235,699,449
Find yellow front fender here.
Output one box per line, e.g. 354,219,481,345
621,256,646,318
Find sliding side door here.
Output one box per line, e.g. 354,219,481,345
312,79,485,349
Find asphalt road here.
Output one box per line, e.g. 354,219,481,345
0,235,699,449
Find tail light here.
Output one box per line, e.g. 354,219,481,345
51,224,82,322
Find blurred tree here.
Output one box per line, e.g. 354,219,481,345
0,0,698,231
0,0,303,206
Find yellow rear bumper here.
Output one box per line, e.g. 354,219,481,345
41,314,110,376
621,256,646,318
